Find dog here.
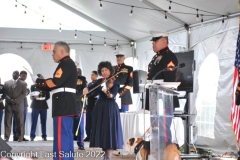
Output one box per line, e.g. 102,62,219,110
163,143,181,160
123,137,148,160
124,138,181,160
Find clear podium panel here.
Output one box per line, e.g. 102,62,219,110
148,85,175,160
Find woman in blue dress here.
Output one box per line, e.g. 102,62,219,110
83,61,123,160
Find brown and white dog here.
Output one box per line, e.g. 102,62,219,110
124,138,181,160
123,137,148,160
163,143,181,160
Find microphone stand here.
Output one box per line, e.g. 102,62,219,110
151,63,185,83
151,68,168,83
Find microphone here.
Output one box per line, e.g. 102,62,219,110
151,63,185,83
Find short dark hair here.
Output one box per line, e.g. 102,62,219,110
20,71,27,75
13,70,19,74
97,61,114,76
54,41,70,53
37,74,41,78
92,71,98,76
77,68,82,76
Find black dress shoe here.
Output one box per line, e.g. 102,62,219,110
23,137,29,141
31,138,34,141
83,138,90,142
13,138,18,141
42,137,47,141
78,146,85,150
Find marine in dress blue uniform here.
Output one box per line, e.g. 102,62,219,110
146,31,179,145
84,71,98,142
30,81,50,141
36,41,78,160
75,69,87,150
114,51,133,112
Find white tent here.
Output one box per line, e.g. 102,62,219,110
0,0,239,154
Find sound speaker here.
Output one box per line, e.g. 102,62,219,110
0,138,12,157
133,70,147,93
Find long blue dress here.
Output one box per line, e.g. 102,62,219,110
88,78,124,149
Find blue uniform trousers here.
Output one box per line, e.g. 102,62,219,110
120,105,129,112
85,111,92,139
30,109,47,139
76,112,84,147
0,109,3,136
13,107,27,139
53,116,74,160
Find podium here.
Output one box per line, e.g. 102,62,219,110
147,84,179,160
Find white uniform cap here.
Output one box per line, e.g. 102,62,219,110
150,30,169,41
114,51,126,56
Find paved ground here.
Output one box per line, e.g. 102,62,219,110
2,137,238,160
4,139,135,160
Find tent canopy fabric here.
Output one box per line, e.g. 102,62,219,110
0,0,239,44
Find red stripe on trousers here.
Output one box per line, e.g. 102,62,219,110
164,109,168,142
58,117,62,160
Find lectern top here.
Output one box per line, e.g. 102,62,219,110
146,83,179,95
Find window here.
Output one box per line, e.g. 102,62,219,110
195,54,220,138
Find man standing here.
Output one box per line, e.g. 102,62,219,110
146,31,179,145
84,70,98,142
13,70,29,141
147,31,178,84
4,70,27,142
30,74,50,141
75,68,87,150
114,51,133,112
36,41,78,160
